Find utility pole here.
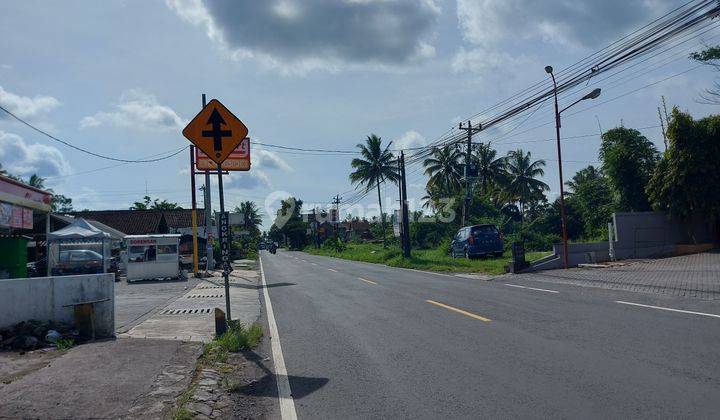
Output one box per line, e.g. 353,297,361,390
397,157,404,247
458,120,481,226
202,94,214,271
311,207,319,248
189,146,199,277
332,195,342,237
399,151,411,258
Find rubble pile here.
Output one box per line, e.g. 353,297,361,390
0,320,78,351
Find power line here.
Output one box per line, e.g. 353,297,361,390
0,104,189,163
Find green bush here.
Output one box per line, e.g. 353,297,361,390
322,236,346,252
214,322,263,352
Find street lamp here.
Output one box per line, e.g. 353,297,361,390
545,65,601,269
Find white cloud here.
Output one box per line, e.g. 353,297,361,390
255,149,292,172
0,86,60,119
224,169,272,190
167,0,440,74
456,0,674,50
452,47,531,75
393,130,426,150
0,130,71,178
80,89,185,131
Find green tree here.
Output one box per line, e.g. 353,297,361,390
130,196,152,210
423,146,463,195
472,143,507,194
647,109,720,219
599,127,659,211
234,201,263,236
129,196,182,210
272,197,307,249
0,164,21,181
565,165,614,238
349,134,399,246
690,45,720,104
51,195,74,213
503,149,549,221
28,174,46,189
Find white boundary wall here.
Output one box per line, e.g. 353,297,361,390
0,273,115,337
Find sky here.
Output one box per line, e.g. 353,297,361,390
1,0,718,228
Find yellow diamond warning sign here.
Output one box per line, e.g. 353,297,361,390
182,99,249,165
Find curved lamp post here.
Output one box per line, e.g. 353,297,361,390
545,65,601,269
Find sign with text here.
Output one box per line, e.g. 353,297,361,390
219,211,233,272
195,138,250,171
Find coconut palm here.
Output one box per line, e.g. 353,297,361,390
349,134,399,246
235,201,263,236
28,174,46,189
472,143,507,194
423,146,463,196
503,149,549,221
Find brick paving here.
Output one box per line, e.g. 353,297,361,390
514,251,720,300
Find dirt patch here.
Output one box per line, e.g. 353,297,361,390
0,348,63,386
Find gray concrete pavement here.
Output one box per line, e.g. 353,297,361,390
120,269,262,342
520,250,720,300
261,250,720,418
0,338,202,419
114,276,201,333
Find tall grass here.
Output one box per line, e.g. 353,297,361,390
305,243,550,275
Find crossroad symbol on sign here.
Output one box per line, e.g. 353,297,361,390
182,99,249,165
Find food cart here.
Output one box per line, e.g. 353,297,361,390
123,234,180,282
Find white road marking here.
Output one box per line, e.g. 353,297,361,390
615,301,720,319
328,268,338,273
259,256,298,420
311,263,318,266
504,284,559,294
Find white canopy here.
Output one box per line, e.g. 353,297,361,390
48,217,111,241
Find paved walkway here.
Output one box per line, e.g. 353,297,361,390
119,267,262,342
516,251,720,300
0,338,202,419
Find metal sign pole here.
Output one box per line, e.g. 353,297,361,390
217,162,232,322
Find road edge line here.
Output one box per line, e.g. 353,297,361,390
259,255,298,420
615,300,720,319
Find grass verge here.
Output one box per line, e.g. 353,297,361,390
305,243,551,275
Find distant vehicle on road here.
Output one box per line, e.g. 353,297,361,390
451,224,504,259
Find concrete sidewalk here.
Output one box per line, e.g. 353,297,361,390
515,251,720,300
119,267,262,342
0,338,202,419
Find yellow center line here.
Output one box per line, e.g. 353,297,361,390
426,300,491,323
358,277,378,285
327,268,338,273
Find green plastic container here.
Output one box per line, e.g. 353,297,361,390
0,236,29,278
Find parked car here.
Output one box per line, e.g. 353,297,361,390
53,249,105,275
451,224,504,259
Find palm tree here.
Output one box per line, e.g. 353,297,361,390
349,134,399,246
472,143,507,193
503,149,549,221
28,174,46,189
235,201,263,235
423,146,463,196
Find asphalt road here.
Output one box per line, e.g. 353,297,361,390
260,250,720,419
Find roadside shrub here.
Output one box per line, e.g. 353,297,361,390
437,236,454,256
215,322,263,352
322,236,346,252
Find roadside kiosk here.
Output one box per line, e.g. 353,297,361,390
123,234,181,282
